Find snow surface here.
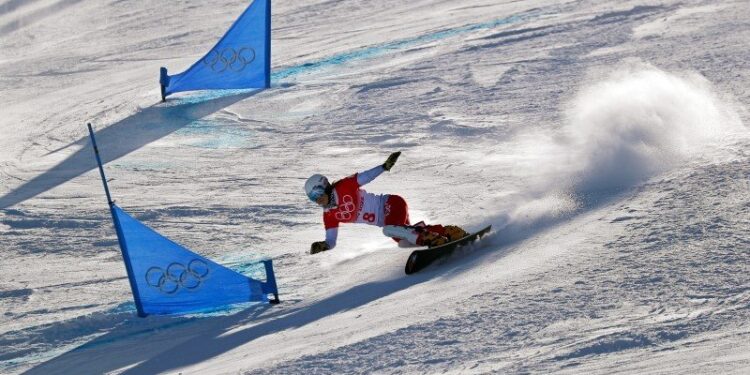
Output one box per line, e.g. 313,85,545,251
1,0,750,374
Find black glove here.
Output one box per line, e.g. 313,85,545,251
310,241,330,255
383,151,401,171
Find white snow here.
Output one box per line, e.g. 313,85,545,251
1,0,750,374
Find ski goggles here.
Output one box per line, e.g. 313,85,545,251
307,186,326,202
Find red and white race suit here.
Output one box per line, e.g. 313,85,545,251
322,165,410,248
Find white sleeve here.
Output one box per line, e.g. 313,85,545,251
325,227,338,249
356,165,385,186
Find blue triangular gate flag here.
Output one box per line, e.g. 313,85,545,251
111,205,278,316
160,0,271,100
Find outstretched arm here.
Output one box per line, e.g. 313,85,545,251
356,165,385,186
325,228,338,248
356,152,401,186
311,228,338,254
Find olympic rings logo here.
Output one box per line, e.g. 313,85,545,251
145,259,210,294
335,195,356,221
203,47,256,73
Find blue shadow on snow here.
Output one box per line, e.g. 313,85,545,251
0,90,259,210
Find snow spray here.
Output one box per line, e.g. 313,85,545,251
559,62,744,195
500,62,744,228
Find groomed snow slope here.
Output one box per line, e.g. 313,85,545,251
1,0,749,374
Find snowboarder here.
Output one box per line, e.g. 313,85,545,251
304,152,468,254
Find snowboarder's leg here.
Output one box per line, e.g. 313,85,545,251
398,239,417,248
384,195,410,225
383,225,420,245
383,195,411,242
382,195,467,247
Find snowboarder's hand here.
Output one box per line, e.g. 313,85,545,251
383,151,401,171
310,241,330,255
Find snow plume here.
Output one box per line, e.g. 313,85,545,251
559,62,743,195
498,63,744,228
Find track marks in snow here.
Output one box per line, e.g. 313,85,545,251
352,78,419,94
0,288,33,301
554,334,654,361
591,5,669,25
0,0,85,36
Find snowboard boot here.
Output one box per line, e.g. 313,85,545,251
443,225,469,242
384,221,453,248
416,231,450,248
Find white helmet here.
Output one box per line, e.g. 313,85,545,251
304,174,329,202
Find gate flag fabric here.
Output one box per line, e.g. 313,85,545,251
160,0,271,100
111,204,279,317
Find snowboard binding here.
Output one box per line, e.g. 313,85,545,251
412,222,469,247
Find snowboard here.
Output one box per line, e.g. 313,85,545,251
404,225,492,274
